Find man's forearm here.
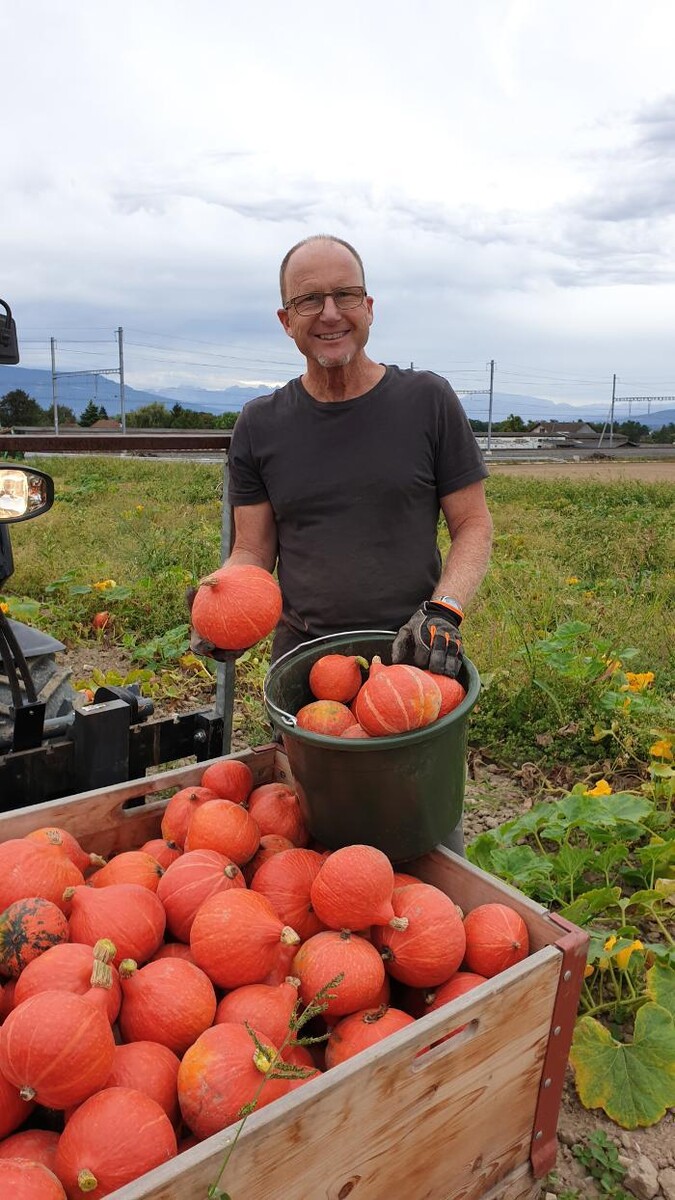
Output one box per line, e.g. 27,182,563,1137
432,516,493,610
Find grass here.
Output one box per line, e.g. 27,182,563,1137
3,456,673,776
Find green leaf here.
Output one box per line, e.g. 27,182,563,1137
559,887,622,926
569,1004,675,1128
102,585,133,601
646,963,675,1018
485,845,554,892
550,844,594,884
636,840,675,877
602,793,654,825
594,845,629,876
623,889,671,914
466,832,500,871
0,595,42,620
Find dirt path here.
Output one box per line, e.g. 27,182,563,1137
488,460,674,483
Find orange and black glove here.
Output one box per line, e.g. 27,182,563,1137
391,599,463,677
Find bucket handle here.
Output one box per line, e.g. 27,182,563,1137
263,630,397,728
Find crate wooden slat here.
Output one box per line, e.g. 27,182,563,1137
0,747,588,1200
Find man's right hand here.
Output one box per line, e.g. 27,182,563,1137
185,587,250,662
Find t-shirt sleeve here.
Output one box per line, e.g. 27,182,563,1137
433,377,489,496
227,407,270,507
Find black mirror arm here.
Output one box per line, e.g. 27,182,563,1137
0,607,38,708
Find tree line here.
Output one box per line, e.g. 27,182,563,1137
1,388,673,443
0,390,238,430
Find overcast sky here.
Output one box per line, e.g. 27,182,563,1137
3,0,675,418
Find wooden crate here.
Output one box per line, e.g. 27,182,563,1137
0,747,589,1200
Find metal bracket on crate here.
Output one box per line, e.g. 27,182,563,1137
529,913,590,1178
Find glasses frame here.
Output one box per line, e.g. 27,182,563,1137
282,286,367,316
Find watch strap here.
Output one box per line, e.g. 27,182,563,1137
431,596,464,623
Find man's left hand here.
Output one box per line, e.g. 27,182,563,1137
391,601,463,677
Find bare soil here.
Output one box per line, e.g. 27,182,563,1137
488,459,674,483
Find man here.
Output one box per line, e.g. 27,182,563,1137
201,235,493,849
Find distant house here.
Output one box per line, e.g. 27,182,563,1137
527,419,636,448
529,420,597,439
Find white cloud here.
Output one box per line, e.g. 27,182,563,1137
2,0,675,403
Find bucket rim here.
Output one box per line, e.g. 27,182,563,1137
263,629,481,746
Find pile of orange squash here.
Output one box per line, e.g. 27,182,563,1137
296,652,467,737
0,756,529,1196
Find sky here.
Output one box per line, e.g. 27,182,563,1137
3,0,675,421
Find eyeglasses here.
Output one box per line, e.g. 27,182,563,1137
283,287,367,316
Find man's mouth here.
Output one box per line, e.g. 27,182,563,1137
316,331,348,341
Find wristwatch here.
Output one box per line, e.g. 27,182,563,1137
432,596,465,623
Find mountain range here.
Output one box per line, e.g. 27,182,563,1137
1,366,673,428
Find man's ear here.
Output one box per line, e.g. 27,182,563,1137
277,308,294,338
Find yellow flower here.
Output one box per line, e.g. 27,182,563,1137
598,934,617,970
585,779,612,797
650,738,673,760
622,671,655,693
93,579,117,591
0,601,9,614
603,658,622,675
135,505,144,513
565,576,580,585
615,940,644,971
584,963,595,978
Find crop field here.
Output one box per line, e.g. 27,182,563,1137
3,454,672,776
2,454,674,1163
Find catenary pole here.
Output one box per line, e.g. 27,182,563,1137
487,359,495,451
609,373,616,448
117,327,126,434
50,338,59,436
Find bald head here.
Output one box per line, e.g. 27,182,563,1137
279,235,366,303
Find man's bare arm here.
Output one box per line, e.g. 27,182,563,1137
227,502,278,574
435,481,493,609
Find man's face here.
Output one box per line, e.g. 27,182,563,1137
277,241,373,369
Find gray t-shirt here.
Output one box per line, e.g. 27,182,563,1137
227,365,488,653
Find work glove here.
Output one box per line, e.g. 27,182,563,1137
391,600,463,678
185,587,250,663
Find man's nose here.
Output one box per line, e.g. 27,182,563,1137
319,294,342,319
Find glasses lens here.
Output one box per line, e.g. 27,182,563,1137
294,293,324,315
333,288,365,309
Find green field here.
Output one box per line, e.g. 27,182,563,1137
3,456,673,777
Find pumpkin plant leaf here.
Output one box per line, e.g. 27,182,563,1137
600,793,654,824
549,844,594,883
559,887,622,926
637,840,675,876
594,845,629,876
623,889,670,914
485,845,553,892
654,878,675,905
570,1004,675,1128
646,963,675,1017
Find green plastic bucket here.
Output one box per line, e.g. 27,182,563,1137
263,631,481,862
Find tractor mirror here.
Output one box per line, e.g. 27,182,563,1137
0,300,19,364
0,467,54,522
